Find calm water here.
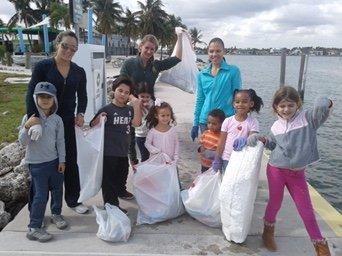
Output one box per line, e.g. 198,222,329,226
198,55,342,212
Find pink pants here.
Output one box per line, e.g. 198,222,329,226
264,164,323,240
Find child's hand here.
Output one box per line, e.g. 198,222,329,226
233,137,247,151
247,133,266,147
58,163,65,173
130,97,142,109
24,114,40,129
91,112,107,126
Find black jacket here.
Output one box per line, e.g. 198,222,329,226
26,58,87,119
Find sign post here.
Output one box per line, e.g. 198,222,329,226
70,0,83,39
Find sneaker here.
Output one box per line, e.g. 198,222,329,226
26,228,52,242
50,214,68,230
119,191,134,200
71,204,89,214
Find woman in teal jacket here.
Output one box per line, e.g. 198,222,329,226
191,37,241,140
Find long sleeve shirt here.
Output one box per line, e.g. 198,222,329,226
26,58,87,120
193,60,241,126
145,126,179,162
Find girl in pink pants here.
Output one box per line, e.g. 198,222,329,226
247,86,333,256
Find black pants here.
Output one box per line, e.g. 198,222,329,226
136,137,150,162
102,156,129,206
128,127,138,164
63,118,81,207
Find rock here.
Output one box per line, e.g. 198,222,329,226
0,141,26,171
0,201,11,230
0,160,30,204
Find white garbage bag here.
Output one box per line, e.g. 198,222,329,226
181,169,221,227
133,153,184,224
220,142,264,243
75,116,105,203
157,27,198,94
93,203,131,242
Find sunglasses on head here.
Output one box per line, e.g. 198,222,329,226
60,42,78,53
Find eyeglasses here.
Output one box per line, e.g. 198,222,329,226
60,42,78,53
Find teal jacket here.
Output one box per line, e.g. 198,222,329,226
193,60,241,126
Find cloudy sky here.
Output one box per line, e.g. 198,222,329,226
1,0,341,48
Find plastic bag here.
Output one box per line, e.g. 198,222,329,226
133,153,184,224
157,27,198,94
181,169,221,227
220,142,264,243
93,203,131,242
75,116,105,203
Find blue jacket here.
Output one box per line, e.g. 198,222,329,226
26,58,87,120
193,60,241,126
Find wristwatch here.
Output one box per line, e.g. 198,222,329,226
78,113,85,117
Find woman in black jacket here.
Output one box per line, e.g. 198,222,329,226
26,30,88,214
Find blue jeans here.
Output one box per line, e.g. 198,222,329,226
136,136,150,162
28,158,64,228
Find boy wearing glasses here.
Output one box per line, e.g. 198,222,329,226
19,82,67,242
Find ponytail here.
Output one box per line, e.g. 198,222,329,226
233,89,263,113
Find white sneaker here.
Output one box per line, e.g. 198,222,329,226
71,204,89,214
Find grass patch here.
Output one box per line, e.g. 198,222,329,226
0,73,29,144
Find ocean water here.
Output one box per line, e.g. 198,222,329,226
198,55,342,212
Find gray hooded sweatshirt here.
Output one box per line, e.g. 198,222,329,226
19,82,65,164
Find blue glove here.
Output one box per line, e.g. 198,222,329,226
190,126,199,141
233,137,247,151
203,149,216,160
212,155,223,172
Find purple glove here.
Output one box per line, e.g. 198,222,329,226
212,155,223,172
233,137,247,151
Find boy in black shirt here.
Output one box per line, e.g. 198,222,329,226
91,77,142,213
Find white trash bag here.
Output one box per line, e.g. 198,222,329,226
157,27,198,94
133,153,184,225
181,169,221,227
75,116,105,203
220,142,264,243
93,203,131,242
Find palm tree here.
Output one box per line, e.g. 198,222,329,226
92,0,122,56
7,0,37,50
121,8,139,56
159,14,185,59
49,1,71,29
0,18,4,27
137,0,168,38
189,27,205,49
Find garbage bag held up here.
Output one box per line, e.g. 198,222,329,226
181,169,221,227
75,116,105,203
157,27,198,94
93,203,131,242
133,153,184,225
220,142,264,243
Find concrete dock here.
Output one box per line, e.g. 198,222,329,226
0,82,341,255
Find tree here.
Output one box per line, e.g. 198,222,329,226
0,18,4,27
137,0,168,38
49,1,71,29
189,27,205,49
7,0,37,50
121,8,139,56
159,14,185,59
92,0,122,56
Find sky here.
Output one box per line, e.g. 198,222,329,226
1,0,342,48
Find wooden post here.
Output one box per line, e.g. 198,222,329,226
279,50,286,87
298,54,306,100
302,54,309,101
25,52,31,69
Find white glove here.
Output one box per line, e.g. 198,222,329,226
28,124,42,141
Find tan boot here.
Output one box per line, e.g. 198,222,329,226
262,223,277,251
313,239,331,256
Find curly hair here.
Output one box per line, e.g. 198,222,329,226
146,101,176,129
